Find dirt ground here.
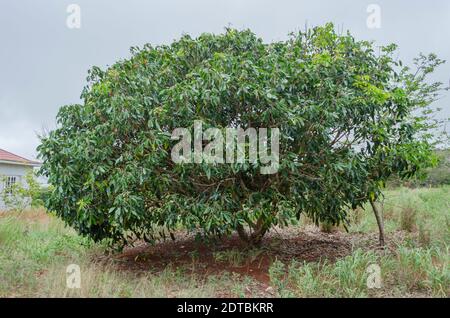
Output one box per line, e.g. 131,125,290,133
94,225,400,296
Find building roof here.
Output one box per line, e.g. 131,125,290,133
0,148,40,166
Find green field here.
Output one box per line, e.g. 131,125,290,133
0,186,448,298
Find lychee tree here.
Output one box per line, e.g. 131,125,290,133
38,24,446,247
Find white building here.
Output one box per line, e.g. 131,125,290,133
0,148,40,210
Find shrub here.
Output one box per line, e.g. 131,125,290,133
0,171,46,212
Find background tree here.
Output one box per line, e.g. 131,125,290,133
38,24,447,247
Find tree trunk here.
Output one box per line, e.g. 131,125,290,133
236,217,268,247
370,199,385,247
236,224,250,243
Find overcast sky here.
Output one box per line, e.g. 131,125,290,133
1,0,449,160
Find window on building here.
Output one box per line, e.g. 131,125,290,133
5,176,17,195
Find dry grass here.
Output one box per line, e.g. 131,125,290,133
400,206,417,232
0,186,449,298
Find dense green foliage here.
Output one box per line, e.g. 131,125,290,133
38,24,446,245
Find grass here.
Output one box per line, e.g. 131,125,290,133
268,245,448,297
0,211,251,297
269,249,380,297
349,186,450,246
269,186,450,298
0,186,449,298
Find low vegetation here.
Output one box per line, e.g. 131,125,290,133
1,186,448,298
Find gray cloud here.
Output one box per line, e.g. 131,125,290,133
1,0,449,160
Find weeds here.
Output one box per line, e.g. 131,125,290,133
0,186,449,297
213,249,246,267
400,206,417,232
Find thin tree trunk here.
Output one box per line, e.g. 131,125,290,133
236,217,268,246
370,199,385,247
236,224,250,243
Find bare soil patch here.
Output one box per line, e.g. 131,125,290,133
96,226,359,288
